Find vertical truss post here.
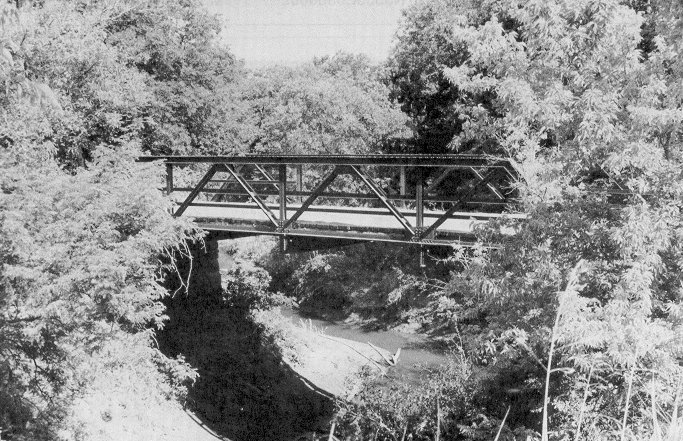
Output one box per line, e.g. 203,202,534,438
165,163,174,215
415,168,424,237
278,164,287,224
296,164,303,203
400,166,406,196
399,166,406,209
278,164,287,252
165,164,174,196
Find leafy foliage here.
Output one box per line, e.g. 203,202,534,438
335,353,476,440
5,0,683,440
235,53,410,155
384,0,495,154
0,142,201,438
103,0,245,155
3,0,244,164
0,1,211,438
421,0,683,438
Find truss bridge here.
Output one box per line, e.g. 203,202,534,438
138,154,520,253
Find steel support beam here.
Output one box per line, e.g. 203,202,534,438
174,164,218,217
165,164,174,196
418,169,500,239
140,153,512,168
415,169,424,237
278,164,287,251
348,165,415,237
469,167,505,200
283,166,341,229
425,167,454,194
399,166,406,196
253,164,281,193
278,164,287,226
210,164,243,202
166,164,174,215
296,164,303,203
220,164,279,228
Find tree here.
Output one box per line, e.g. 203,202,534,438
430,0,683,438
0,1,204,438
103,0,246,155
234,52,410,155
7,0,244,164
385,0,498,154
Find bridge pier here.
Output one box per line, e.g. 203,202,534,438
165,234,222,304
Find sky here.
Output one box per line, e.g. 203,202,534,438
202,0,415,67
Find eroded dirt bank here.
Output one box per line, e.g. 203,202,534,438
157,300,395,440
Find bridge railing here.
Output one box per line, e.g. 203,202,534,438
138,154,520,247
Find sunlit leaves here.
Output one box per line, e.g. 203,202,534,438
0,142,200,436
436,0,683,437
235,54,410,155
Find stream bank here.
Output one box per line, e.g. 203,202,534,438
219,240,452,389
279,307,450,387
158,301,336,441
158,238,455,440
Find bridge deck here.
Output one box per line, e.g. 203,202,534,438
182,201,516,246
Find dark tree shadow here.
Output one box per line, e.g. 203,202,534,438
158,299,335,441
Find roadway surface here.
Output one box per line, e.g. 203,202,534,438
179,199,520,245
184,203,481,232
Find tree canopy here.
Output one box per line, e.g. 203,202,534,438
234,53,410,155
385,0,486,154
430,0,683,438
0,1,206,437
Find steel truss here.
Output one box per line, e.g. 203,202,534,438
139,154,520,251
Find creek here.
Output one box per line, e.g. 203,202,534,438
281,307,451,387
219,248,452,386
212,246,453,439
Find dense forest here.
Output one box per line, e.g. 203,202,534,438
1,0,683,440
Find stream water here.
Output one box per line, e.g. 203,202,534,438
281,307,451,386
219,249,451,385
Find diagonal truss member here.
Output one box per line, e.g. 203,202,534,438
283,166,341,229
348,165,415,237
175,164,219,217
219,164,280,228
284,165,416,238
418,167,501,240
